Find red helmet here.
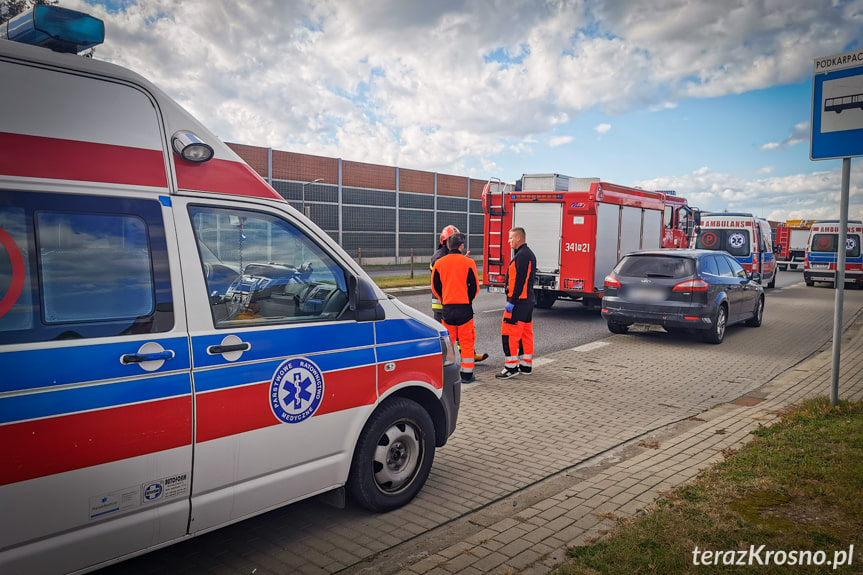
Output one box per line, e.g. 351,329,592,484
440,225,460,244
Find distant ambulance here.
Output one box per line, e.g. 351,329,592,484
692,213,777,288
803,220,863,288
0,7,460,574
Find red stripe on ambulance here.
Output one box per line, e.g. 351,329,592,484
195,366,378,443
0,132,167,187
0,396,191,486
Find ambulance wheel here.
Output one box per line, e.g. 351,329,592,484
745,295,764,327
703,304,727,344
607,321,629,334
348,397,435,512
767,273,776,289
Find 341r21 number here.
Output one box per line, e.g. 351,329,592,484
565,242,590,253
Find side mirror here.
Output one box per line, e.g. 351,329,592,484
349,275,385,322
750,272,762,283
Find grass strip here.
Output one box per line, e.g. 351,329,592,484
555,397,863,574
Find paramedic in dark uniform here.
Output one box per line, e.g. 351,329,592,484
431,225,487,364
496,226,537,379
431,232,479,384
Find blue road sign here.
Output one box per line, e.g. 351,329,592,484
811,49,863,161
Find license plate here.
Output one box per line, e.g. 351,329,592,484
810,264,829,269
488,286,505,294
627,287,667,302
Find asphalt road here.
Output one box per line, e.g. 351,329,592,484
395,269,807,376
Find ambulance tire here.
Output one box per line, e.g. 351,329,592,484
703,304,727,344
767,272,776,289
607,321,629,334
348,397,435,512
745,295,764,327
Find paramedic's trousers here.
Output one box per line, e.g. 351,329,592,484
443,318,475,377
501,303,534,372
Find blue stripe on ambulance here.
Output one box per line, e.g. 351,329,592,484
0,336,191,393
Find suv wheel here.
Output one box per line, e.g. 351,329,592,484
607,321,629,334
745,295,764,327
703,304,727,344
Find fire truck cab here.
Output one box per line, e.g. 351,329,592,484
692,213,777,288
482,174,693,309
0,7,460,574
803,220,863,288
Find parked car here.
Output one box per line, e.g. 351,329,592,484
601,249,764,344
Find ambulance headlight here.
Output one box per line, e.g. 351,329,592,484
171,130,214,163
440,334,456,367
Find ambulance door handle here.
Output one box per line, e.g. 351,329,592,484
207,342,251,354
122,350,175,364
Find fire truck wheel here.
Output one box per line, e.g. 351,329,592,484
703,304,727,344
535,290,557,309
779,264,787,271
745,296,764,327
347,397,435,512
805,279,814,287
607,320,629,334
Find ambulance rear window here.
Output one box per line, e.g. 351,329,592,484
695,228,750,257
811,233,861,257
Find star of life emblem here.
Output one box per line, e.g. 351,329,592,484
270,358,325,423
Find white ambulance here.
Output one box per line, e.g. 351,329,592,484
0,7,460,574
692,212,778,288
803,220,863,288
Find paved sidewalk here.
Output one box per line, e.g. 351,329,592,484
102,287,863,575
346,314,863,575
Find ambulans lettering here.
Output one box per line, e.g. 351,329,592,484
702,220,753,228
270,358,325,423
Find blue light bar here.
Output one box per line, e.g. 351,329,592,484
1,6,104,53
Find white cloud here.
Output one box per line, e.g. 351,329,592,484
636,162,863,221
549,136,574,147
761,121,810,151
595,123,612,135
58,0,861,196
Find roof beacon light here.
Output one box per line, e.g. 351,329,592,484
1,6,104,53
171,131,215,163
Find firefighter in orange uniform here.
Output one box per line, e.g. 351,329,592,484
496,227,537,379
431,232,479,383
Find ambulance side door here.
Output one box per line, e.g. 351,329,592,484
172,197,378,533
0,190,193,573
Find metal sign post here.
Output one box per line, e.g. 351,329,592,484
811,49,863,405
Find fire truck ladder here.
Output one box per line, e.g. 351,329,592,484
485,177,512,274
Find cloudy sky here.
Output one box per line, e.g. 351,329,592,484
70,0,863,221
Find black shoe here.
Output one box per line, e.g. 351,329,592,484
519,366,532,375
460,374,476,384
495,368,519,380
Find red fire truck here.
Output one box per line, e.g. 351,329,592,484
482,173,696,308
774,219,814,271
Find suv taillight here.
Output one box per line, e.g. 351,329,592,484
604,275,620,288
673,279,709,292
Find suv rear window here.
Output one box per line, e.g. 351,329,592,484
614,255,695,279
